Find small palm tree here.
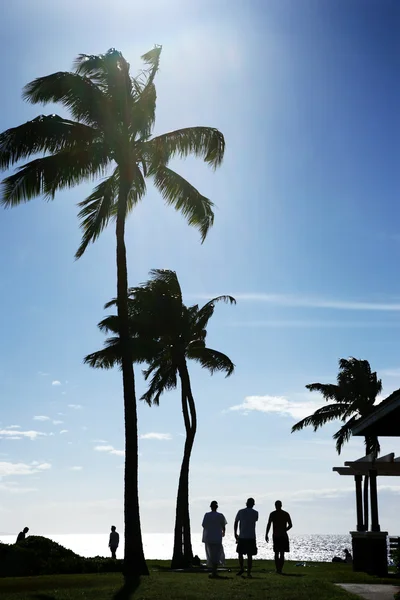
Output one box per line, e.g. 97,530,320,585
0,48,225,577
84,269,235,568
292,357,382,529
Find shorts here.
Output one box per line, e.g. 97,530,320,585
236,538,257,556
273,533,289,553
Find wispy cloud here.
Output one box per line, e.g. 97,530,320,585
94,445,125,457
59,430,68,434
0,482,38,493
33,415,50,422
53,420,63,425
8,425,20,429
68,466,83,471
92,439,108,444
228,320,400,329
0,429,47,441
0,461,51,476
196,292,400,312
140,432,172,441
228,395,324,420
380,368,400,378
52,380,61,386
68,404,82,410
38,371,49,376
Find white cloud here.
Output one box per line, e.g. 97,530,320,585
92,439,108,443
59,430,68,434
0,461,51,477
69,466,83,471
53,420,63,425
140,433,172,441
68,404,82,410
8,425,21,429
228,395,324,420
34,416,50,422
195,293,400,312
0,429,47,440
94,445,125,457
381,368,400,378
52,380,61,386
38,371,49,376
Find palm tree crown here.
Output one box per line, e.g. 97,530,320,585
291,358,382,456
0,47,225,254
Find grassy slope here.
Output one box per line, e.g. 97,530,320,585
0,560,398,600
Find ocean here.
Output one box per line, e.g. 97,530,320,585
0,533,352,563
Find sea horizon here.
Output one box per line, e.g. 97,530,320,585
0,533,353,563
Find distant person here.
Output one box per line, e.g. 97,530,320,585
109,526,119,559
202,500,227,578
16,527,29,544
344,548,353,563
265,500,292,574
234,497,258,578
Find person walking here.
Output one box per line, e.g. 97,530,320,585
202,500,227,578
265,500,292,574
108,525,119,559
234,497,258,578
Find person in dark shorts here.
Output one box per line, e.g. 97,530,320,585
16,527,29,544
234,498,258,578
265,500,292,574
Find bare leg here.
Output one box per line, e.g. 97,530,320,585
247,555,253,577
274,551,280,573
280,552,285,573
237,552,244,575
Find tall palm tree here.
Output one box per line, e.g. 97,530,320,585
84,269,235,568
0,48,225,577
292,357,382,529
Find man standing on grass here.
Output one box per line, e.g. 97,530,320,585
234,497,258,578
202,500,227,578
265,500,292,574
108,525,119,559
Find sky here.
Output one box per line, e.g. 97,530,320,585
0,0,400,540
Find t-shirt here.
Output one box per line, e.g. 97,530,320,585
268,510,291,537
109,531,119,548
235,507,258,539
202,511,227,544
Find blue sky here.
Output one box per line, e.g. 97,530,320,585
1,0,400,540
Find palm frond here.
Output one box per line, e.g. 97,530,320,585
146,127,225,170
305,383,345,402
0,115,99,170
84,338,121,369
141,360,177,406
23,72,109,128
75,171,118,258
291,402,350,433
332,416,358,454
1,144,110,206
187,346,234,377
152,165,214,242
130,46,162,138
194,295,236,332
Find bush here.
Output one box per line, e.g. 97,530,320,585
391,547,400,573
0,536,123,577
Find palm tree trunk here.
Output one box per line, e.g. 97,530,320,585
171,361,196,568
116,184,148,578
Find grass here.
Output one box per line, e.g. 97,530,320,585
0,560,398,600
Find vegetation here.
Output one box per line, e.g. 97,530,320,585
84,269,235,568
0,47,225,577
291,357,382,530
0,537,122,577
0,560,398,600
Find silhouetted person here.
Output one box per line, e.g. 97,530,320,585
109,525,119,559
266,500,292,574
202,500,227,578
344,548,353,563
16,527,29,544
234,497,258,578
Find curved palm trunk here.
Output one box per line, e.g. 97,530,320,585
116,185,148,578
171,360,197,568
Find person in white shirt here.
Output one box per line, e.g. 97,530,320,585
234,497,258,577
202,500,227,578
109,525,119,559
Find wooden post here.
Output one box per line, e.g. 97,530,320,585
354,474,364,531
369,470,380,532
